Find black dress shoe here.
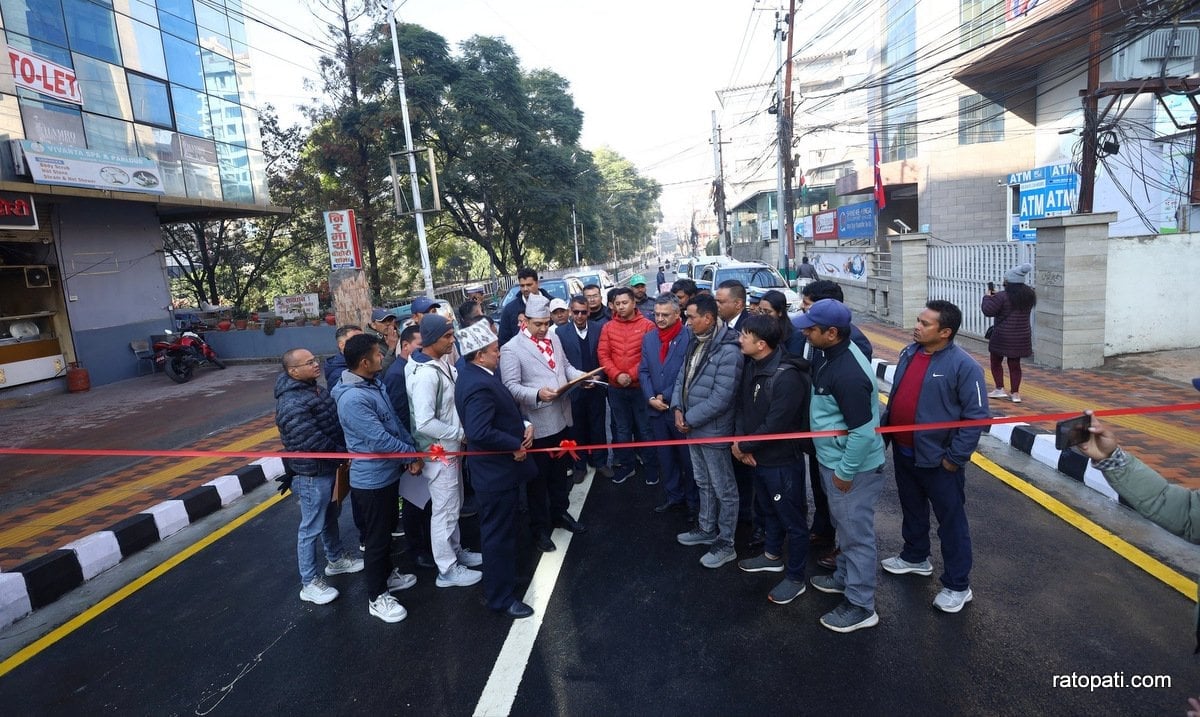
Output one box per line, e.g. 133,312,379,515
503,600,534,619
415,553,436,569
748,527,766,552
536,534,557,552
654,500,686,514
554,513,586,534
595,465,614,479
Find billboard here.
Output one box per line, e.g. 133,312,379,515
1009,163,1077,242
324,209,364,270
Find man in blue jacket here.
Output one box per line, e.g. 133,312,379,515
795,299,886,633
880,300,988,614
454,322,538,619
560,295,611,482
332,334,424,624
640,294,696,516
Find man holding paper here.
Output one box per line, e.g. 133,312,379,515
500,294,589,553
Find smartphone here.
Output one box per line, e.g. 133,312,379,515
987,281,995,292
1055,414,1092,451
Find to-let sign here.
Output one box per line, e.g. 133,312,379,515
324,209,363,270
9,48,82,105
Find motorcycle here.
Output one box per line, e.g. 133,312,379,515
153,328,226,383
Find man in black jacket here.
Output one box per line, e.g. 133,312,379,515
731,315,812,605
275,347,362,606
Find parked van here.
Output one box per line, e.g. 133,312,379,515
694,260,802,313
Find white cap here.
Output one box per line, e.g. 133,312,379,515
548,298,569,313
457,322,497,356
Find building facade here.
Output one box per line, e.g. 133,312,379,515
0,0,279,390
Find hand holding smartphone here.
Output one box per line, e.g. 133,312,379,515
1055,414,1092,451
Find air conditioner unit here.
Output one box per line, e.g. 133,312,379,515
1112,27,1200,81
24,265,51,288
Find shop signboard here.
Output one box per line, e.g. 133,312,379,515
324,209,363,270
273,293,320,320
812,209,837,242
1008,163,1077,242
836,200,875,241
13,140,165,195
0,192,38,230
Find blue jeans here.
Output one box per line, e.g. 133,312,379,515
892,447,973,591
689,443,738,549
294,474,344,585
820,464,885,612
608,386,658,477
649,413,697,508
753,464,809,581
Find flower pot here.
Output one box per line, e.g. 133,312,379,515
310,319,322,327
217,320,232,331
275,317,283,327
324,314,336,325
234,319,247,330
250,312,258,322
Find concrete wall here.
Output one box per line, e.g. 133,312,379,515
1105,232,1200,354
203,325,337,360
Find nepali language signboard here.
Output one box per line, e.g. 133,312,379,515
14,140,165,194
836,200,875,242
1008,163,1077,242
324,209,363,270
0,192,38,230
273,293,320,320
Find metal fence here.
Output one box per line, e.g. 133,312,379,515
927,242,1036,339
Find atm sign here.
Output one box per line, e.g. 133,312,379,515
8,48,82,105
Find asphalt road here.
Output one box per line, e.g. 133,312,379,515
0,454,1194,715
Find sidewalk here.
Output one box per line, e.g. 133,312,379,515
857,318,1200,491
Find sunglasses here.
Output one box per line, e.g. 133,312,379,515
571,309,589,315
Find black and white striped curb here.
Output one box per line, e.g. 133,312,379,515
0,458,285,630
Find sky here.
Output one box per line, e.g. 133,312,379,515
244,0,785,233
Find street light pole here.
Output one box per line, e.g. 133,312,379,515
571,203,580,265
386,2,435,299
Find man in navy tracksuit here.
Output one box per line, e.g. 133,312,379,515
880,300,989,614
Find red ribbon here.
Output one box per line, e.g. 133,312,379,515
427,444,447,463
0,402,1196,460
551,439,580,461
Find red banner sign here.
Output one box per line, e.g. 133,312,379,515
324,209,363,270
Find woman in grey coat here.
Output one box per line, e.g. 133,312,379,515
981,263,1036,403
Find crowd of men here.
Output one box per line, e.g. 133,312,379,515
274,270,990,633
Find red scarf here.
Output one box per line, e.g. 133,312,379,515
658,321,682,363
528,332,556,369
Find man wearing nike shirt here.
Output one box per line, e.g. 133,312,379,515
880,300,989,614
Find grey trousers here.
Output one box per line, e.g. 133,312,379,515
689,442,739,549
820,464,885,612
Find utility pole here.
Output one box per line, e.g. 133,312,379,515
571,204,580,265
773,8,791,272
782,1,796,274
711,110,729,256
386,2,435,298
1077,0,1102,213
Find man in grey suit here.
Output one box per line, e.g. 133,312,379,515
500,294,589,552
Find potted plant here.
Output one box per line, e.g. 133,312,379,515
232,308,248,330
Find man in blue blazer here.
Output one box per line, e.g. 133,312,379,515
639,295,697,516
559,295,611,482
453,322,537,619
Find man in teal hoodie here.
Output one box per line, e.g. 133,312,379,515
794,299,886,633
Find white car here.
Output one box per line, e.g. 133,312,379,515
695,260,802,313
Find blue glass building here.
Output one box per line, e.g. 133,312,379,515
0,0,282,390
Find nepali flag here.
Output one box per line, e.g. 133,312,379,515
873,133,886,210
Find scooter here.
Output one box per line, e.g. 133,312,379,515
153,328,226,383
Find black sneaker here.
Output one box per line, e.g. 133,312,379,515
611,466,634,484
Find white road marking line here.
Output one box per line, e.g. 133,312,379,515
473,470,594,717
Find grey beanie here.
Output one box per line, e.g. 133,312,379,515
419,314,453,346
1004,263,1033,284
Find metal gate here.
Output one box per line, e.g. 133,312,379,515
928,242,1036,338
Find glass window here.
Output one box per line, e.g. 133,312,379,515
960,0,1005,51
114,0,159,27
1,0,68,48
73,52,132,120
201,47,238,97
4,30,74,67
157,0,194,41
19,97,86,146
83,112,136,155
208,94,242,144
179,134,220,199
128,72,172,127
240,105,261,150
134,123,186,196
63,0,121,65
170,83,209,137
247,147,268,205
959,93,1005,144
116,15,166,78
217,141,251,203
162,34,202,89
194,0,230,55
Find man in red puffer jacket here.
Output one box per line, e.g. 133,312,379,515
598,287,659,485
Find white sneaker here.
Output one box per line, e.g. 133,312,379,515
436,563,482,588
1010,392,1022,403
324,554,364,576
456,548,483,568
933,587,974,613
987,389,1008,399
299,577,339,605
881,556,934,576
386,568,417,592
368,592,407,623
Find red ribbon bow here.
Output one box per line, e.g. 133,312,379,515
427,444,447,463
551,439,580,461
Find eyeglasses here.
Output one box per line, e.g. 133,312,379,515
287,357,320,369
571,309,589,315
